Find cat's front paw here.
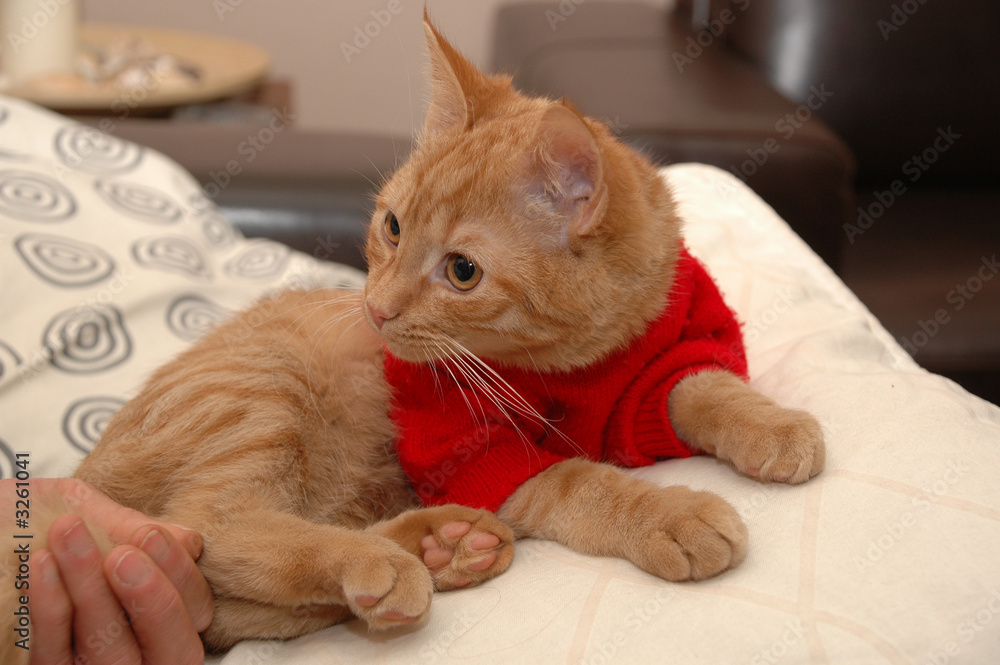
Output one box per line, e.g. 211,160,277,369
728,406,825,485
631,487,747,581
417,506,515,591
341,537,434,630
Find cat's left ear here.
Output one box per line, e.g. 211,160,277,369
535,104,608,238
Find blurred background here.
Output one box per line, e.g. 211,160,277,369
79,0,639,136
12,0,999,403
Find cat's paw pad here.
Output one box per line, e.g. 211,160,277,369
634,488,748,582
418,507,515,591
341,542,433,630
732,407,825,484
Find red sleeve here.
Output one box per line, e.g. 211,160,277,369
387,354,566,512
605,251,747,466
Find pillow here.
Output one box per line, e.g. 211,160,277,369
0,94,365,480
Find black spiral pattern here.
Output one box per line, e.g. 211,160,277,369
224,240,290,280
62,396,125,453
55,126,144,174
0,170,77,222
0,438,16,479
132,235,211,279
166,294,230,341
43,304,132,374
15,233,115,287
94,179,182,224
0,340,22,382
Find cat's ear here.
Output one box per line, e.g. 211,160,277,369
422,12,488,135
534,104,608,238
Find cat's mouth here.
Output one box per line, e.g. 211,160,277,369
371,325,450,365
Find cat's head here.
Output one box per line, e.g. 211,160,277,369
363,15,681,372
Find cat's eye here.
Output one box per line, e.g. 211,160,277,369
446,253,483,291
384,211,400,245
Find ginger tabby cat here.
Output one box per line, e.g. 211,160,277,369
3,15,824,660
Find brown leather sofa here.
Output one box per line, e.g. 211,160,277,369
492,0,857,270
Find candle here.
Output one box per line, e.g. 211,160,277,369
0,0,79,86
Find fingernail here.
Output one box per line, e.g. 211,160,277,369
167,522,197,534
62,520,94,558
37,552,61,585
113,551,151,587
139,529,169,562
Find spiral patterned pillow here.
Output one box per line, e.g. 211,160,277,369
0,95,366,480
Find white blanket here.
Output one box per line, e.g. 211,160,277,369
1,95,997,664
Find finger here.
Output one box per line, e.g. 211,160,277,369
60,478,202,559
48,514,139,665
128,525,214,632
105,547,205,665
27,550,73,665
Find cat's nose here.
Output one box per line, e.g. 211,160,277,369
367,301,396,330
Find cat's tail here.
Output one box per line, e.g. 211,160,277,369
1,483,111,665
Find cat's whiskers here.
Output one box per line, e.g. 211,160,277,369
420,341,447,402
352,160,389,193
437,337,557,451
441,337,586,456
268,291,365,360
278,292,361,339
437,340,535,458
429,339,489,436
296,299,367,419
443,346,532,426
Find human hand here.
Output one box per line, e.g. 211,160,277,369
3,478,213,665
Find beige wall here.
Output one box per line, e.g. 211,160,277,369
81,0,672,137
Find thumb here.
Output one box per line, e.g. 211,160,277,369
56,479,203,560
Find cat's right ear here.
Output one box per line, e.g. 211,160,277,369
422,12,488,135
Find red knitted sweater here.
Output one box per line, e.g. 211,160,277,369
386,248,747,512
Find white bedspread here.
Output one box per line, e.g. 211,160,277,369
1,95,997,664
